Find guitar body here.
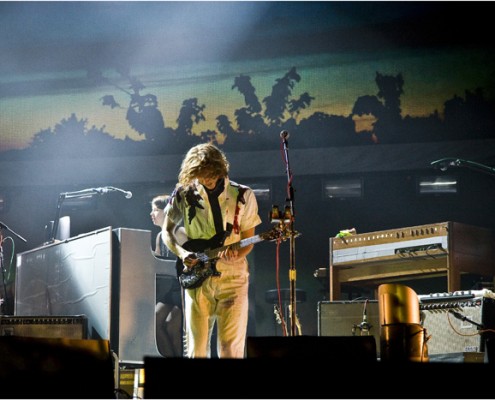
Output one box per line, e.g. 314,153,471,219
176,233,225,289
175,226,292,289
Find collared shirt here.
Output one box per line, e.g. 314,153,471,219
165,176,262,254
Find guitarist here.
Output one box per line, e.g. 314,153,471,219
162,143,262,358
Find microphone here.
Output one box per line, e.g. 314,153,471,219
94,186,133,199
359,301,372,335
280,130,290,139
430,158,461,171
448,309,484,329
449,310,466,321
352,300,372,336
108,186,133,199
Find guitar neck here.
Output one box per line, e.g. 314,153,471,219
203,234,265,260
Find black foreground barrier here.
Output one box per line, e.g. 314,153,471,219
144,335,495,399
144,357,495,398
0,336,115,399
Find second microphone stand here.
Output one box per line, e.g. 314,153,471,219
47,188,99,244
280,131,299,336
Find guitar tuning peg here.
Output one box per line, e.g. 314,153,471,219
270,205,281,224
283,206,292,223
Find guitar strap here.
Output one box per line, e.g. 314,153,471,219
232,186,247,234
224,183,246,238
205,178,230,246
206,179,247,244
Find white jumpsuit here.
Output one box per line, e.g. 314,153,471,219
165,177,262,358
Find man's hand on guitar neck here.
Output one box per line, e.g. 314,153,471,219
218,227,256,262
217,246,239,262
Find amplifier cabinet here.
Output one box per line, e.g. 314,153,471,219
0,315,88,339
15,227,178,364
318,300,380,356
318,297,495,358
421,297,495,354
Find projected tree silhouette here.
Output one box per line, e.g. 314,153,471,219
3,66,494,161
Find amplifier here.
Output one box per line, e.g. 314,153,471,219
318,300,380,356
318,296,495,357
0,315,88,339
420,297,495,354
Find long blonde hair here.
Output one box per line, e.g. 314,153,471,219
178,143,229,186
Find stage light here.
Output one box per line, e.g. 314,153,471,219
250,183,271,202
322,178,363,199
0,194,6,213
417,175,457,195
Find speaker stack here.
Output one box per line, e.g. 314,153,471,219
0,315,88,339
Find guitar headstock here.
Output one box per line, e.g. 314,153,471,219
260,224,298,242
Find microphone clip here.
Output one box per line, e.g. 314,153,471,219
352,320,373,336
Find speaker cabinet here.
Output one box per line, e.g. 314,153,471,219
421,297,495,355
318,300,380,356
0,315,88,339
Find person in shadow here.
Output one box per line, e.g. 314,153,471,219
150,194,187,357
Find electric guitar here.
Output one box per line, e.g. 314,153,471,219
177,226,292,289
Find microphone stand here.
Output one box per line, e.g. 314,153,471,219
431,158,495,177
0,221,27,314
47,188,99,244
280,131,299,336
0,229,6,314
455,159,495,177
47,193,66,244
0,221,27,244
46,186,132,244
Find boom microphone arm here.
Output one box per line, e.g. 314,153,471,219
47,186,133,244
431,158,495,177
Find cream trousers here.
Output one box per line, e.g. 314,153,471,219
183,265,249,358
